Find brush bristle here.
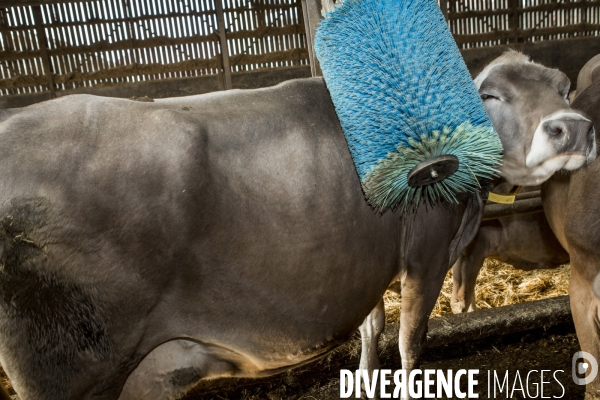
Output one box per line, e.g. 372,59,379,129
315,0,502,213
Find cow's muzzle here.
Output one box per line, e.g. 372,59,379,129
526,113,594,169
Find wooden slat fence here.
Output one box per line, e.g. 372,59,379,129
0,0,598,98
446,0,600,48
0,0,308,96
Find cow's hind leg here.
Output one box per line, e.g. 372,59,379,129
119,340,237,400
398,259,448,399
451,241,487,313
358,298,385,399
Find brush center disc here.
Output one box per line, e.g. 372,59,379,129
407,155,460,187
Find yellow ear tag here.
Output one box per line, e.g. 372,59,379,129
487,192,516,204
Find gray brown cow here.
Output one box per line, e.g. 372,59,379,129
471,51,600,397
541,54,600,399
0,79,484,400
351,50,594,399
361,51,595,397
449,51,587,313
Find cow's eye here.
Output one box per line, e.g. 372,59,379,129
480,93,499,101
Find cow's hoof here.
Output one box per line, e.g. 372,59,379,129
451,299,466,314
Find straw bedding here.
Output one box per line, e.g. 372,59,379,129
384,260,570,322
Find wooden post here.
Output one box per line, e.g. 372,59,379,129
508,0,520,43
216,52,225,90
439,0,449,21
0,9,13,53
301,0,323,77
0,8,17,91
214,0,232,90
255,0,267,28
32,5,55,98
122,0,140,79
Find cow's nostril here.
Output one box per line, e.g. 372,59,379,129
546,124,564,136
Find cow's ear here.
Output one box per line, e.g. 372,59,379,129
448,193,483,265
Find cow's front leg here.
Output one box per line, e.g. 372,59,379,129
357,298,385,399
398,262,448,399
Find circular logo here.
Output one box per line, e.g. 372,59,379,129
572,351,599,385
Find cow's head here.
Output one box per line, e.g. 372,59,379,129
576,53,600,95
475,51,596,185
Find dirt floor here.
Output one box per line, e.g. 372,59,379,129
186,326,583,400
0,327,584,400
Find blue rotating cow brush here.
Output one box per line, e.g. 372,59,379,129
315,0,503,213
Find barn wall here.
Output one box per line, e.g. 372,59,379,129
0,0,309,99
444,0,600,48
0,63,310,107
462,35,600,83
2,35,599,109
0,0,599,109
